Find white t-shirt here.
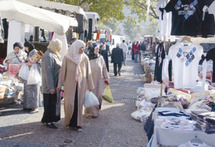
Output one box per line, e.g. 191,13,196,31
208,1,215,19
120,43,128,53
168,43,203,89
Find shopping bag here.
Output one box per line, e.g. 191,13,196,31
102,85,114,103
84,91,99,108
18,64,30,80
27,64,41,85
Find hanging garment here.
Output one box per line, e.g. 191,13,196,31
154,42,166,83
163,0,215,37
168,42,203,89
206,48,215,82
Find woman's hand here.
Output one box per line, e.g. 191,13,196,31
49,89,55,95
104,80,109,85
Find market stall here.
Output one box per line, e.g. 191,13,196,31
0,0,78,106
132,0,215,146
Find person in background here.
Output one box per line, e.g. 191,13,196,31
57,40,94,132
120,40,128,66
100,44,109,72
22,40,42,113
134,41,140,63
128,41,132,55
85,43,109,118
3,42,27,67
132,42,135,60
151,42,156,57
29,35,33,42
111,43,123,76
41,39,62,129
105,41,110,56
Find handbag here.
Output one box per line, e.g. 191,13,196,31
27,64,41,85
18,64,30,80
102,85,114,103
84,91,99,108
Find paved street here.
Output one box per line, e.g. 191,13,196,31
0,57,147,147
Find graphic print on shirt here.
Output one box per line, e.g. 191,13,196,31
176,47,196,67
174,0,198,19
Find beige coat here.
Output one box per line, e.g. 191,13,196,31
85,56,109,117
58,54,94,127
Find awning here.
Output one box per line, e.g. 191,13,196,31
0,0,78,35
17,0,87,20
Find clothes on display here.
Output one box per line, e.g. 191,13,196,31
178,141,211,147
208,1,215,19
206,48,215,82
154,42,166,83
162,0,215,37
168,42,203,89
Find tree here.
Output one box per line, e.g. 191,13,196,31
125,0,159,21
123,20,142,41
49,0,125,22
142,19,158,36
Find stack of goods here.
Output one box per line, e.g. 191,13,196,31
142,58,156,83
191,111,215,134
28,50,43,64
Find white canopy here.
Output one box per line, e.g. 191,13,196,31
0,0,78,35
17,0,87,20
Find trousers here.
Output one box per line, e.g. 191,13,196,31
113,63,122,76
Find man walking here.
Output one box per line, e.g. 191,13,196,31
120,40,128,66
111,43,123,76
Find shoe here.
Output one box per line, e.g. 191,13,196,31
119,73,121,76
114,74,117,76
76,126,83,132
29,109,39,114
64,125,70,130
46,122,58,129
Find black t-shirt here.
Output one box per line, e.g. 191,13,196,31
206,48,215,82
164,0,214,37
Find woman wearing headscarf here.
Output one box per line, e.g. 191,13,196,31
3,42,27,67
41,39,62,129
22,41,42,113
57,40,94,132
84,43,109,118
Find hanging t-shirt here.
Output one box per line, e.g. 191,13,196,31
168,42,203,89
208,1,215,19
206,48,215,82
155,42,166,83
164,0,214,37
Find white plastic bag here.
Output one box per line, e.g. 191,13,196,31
84,91,99,108
27,64,41,85
18,64,29,80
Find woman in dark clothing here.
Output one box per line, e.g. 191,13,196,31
100,44,109,72
41,39,62,129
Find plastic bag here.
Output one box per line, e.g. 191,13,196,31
102,85,114,103
84,91,99,108
27,64,41,85
18,64,30,80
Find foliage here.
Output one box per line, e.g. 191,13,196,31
49,0,125,22
123,20,142,41
124,0,159,21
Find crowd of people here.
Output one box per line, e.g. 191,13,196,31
2,37,156,132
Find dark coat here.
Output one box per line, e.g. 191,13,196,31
101,50,109,72
111,47,123,64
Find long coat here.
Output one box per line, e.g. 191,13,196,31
58,54,94,127
111,47,123,64
85,56,109,117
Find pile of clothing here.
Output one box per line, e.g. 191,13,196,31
191,111,215,134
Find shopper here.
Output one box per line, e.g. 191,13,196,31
57,40,94,132
41,39,62,129
85,44,109,118
120,40,128,66
100,44,109,72
3,42,27,67
128,41,132,55
22,41,42,113
134,42,140,63
111,43,123,76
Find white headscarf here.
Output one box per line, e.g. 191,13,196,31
66,40,86,87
